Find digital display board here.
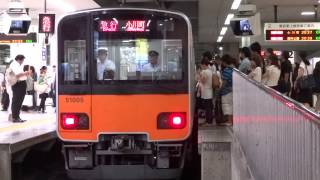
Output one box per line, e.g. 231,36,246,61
98,20,149,32
266,30,320,41
265,22,320,41
0,39,34,43
39,14,55,33
0,33,37,43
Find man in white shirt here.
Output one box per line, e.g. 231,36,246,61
199,58,214,126
9,55,30,122
142,51,160,72
97,48,116,80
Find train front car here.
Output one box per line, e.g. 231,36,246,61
57,8,194,180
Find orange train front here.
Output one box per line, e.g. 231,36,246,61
57,8,195,180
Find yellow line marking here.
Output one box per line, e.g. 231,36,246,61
0,118,55,133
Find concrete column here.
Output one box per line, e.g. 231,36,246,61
200,128,232,180
241,37,251,47
0,146,12,180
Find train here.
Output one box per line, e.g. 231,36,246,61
57,8,195,179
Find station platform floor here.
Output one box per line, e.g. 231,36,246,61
0,102,57,180
0,107,56,134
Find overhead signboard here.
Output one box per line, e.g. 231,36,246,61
39,14,55,33
265,22,320,41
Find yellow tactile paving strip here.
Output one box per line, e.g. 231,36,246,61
0,118,55,133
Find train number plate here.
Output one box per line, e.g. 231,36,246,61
65,97,84,103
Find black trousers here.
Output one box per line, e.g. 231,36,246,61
200,98,213,124
1,89,9,110
27,90,36,109
11,81,27,119
39,93,48,111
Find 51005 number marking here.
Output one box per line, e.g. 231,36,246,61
65,97,84,103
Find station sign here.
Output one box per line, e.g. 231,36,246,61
39,14,55,33
265,22,320,41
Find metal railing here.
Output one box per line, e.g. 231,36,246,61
233,69,320,180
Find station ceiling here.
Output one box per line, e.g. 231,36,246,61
0,0,99,19
0,0,319,45
93,0,320,44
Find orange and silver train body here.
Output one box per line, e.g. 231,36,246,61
57,8,195,179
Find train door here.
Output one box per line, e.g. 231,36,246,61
58,14,93,140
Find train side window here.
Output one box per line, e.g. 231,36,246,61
59,15,88,85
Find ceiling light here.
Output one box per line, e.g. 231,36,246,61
224,14,234,25
217,36,223,42
48,0,75,12
301,11,315,16
220,27,228,35
231,0,242,10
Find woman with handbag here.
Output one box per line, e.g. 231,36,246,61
294,52,314,108
35,66,50,113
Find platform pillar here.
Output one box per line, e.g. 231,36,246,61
0,145,11,180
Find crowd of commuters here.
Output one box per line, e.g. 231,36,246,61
196,52,236,126
0,54,56,123
196,42,320,126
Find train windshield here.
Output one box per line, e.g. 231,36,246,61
92,11,187,82
94,39,182,81
58,10,189,94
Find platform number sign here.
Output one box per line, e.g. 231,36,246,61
39,14,55,33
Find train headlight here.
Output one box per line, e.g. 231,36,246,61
157,112,186,129
61,113,89,130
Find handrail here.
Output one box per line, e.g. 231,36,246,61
233,68,320,122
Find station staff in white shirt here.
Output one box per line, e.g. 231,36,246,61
142,50,160,72
10,55,30,123
97,48,116,80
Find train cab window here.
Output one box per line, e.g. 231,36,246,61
92,11,187,84
58,15,88,85
94,39,183,81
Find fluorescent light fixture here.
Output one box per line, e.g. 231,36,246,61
220,27,228,35
301,11,315,16
224,14,234,25
48,0,75,12
231,0,242,10
217,36,223,42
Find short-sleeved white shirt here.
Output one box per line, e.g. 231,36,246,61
9,60,27,81
263,65,280,87
248,67,262,82
200,69,213,99
142,63,160,72
300,61,314,76
97,59,116,80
